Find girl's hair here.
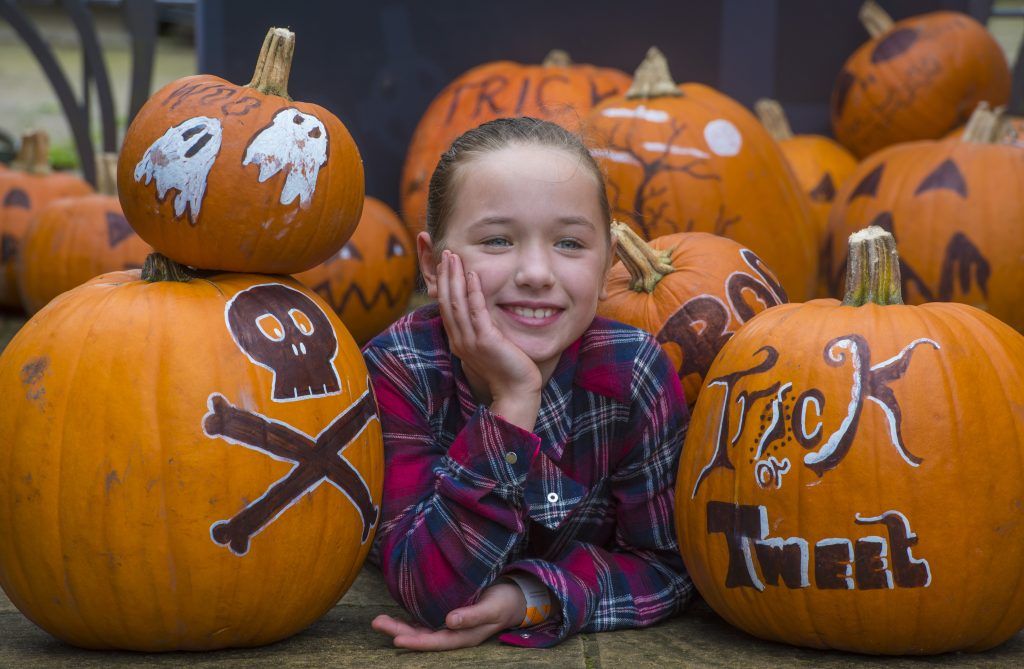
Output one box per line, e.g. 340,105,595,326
424,117,611,249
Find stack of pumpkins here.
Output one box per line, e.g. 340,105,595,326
0,28,384,651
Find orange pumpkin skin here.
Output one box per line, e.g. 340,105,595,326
831,11,1010,158
588,82,818,301
824,139,1024,328
401,54,630,234
118,65,364,273
295,197,416,345
676,299,1024,653
0,170,92,308
598,230,787,407
776,136,858,242
16,195,151,314
0,269,382,650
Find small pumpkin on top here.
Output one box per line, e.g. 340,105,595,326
118,27,364,274
598,222,787,408
831,1,1010,158
17,153,151,314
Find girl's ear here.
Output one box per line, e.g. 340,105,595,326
417,232,440,298
598,235,618,301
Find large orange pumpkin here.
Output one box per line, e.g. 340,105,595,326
825,104,1024,330
598,222,787,408
831,1,1010,158
586,48,818,301
0,131,92,308
400,50,631,234
0,255,383,650
16,153,151,314
295,196,416,345
677,227,1024,654
118,28,364,274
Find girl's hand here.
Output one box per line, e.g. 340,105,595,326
437,250,543,430
370,581,526,651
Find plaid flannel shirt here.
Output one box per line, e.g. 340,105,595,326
361,304,693,648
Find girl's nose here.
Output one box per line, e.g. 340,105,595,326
514,248,556,289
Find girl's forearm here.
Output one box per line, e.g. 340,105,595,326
490,392,542,433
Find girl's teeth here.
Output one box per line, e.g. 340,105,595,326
512,307,554,319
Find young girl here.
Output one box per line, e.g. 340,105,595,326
364,117,692,650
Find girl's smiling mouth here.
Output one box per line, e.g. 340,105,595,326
499,303,564,326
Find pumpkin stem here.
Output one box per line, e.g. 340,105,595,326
859,1,894,38
626,47,683,99
11,130,52,175
842,226,903,306
611,220,676,293
754,99,794,141
247,27,295,99
542,49,572,67
142,253,201,283
961,101,1004,144
95,152,119,196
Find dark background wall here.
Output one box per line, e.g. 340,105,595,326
196,0,991,214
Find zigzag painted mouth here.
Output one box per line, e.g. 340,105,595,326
314,278,412,313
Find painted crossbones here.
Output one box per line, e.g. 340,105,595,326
203,386,379,555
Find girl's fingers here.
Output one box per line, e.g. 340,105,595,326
447,254,473,342
393,625,497,651
465,271,494,337
436,252,468,347
371,614,425,639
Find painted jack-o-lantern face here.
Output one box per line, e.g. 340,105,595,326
401,50,631,235
296,197,417,345
825,131,1024,330
831,7,1010,157
586,49,818,301
118,28,364,274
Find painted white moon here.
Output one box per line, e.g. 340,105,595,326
704,119,742,157
134,116,223,225
243,108,329,208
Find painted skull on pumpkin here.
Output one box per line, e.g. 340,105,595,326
226,283,342,401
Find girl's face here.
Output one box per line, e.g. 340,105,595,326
418,144,614,381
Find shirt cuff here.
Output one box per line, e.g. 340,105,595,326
446,404,542,485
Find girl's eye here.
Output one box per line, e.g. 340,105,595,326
557,238,584,250
482,237,511,247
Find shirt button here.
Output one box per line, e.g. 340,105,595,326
521,632,531,639
505,452,518,465
547,492,559,503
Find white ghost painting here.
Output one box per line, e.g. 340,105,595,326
243,108,329,209
134,116,223,225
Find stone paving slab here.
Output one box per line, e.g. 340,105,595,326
2,565,1023,668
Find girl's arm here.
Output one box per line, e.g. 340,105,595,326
498,338,695,648
364,343,542,630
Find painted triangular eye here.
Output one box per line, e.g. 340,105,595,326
848,163,885,202
339,243,362,261
914,159,967,198
106,212,134,247
386,234,406,258
871,28,919,64
808,173,836,202
3,188,29,209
